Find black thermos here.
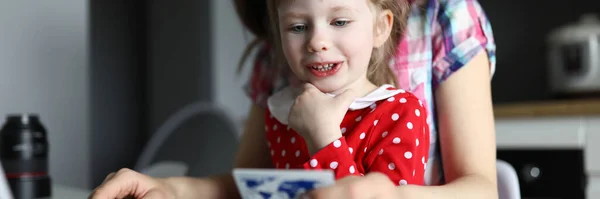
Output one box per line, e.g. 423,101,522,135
0,114,51,199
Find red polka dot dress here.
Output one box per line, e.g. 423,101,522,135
265,85,431,186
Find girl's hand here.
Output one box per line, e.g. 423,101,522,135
288,83,356,154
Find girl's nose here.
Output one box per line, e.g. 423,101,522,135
306,30,331,53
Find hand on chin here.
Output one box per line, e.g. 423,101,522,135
288,83,357,155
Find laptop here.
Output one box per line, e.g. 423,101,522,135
0,159,15,199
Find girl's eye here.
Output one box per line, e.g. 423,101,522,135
332,20,349,27
290,25,306,33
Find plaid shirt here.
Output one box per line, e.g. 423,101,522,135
244,0,496,185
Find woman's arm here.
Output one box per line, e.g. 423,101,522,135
164,104,273,199
233,104,274,169
396,49,498,198
305,51,498,199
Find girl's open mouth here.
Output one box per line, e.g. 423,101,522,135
308,62,342,77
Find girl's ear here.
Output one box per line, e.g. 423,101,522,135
373,9,394,48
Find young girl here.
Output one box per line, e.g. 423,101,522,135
263,0,430,185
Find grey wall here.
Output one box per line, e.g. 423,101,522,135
212,0,253,124
0,0,90,188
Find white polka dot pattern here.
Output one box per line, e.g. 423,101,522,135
399,180,407,185
310,159,318,168
264,90,430,186
333,140,342,148
330,161,339,169
392,114,399,121
370,104,377,109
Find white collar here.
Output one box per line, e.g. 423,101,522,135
267,84,404,125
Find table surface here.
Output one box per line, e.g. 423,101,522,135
53,184,91,199
493,98,600,118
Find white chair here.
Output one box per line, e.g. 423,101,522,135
497,159,521,199
134,102,240,178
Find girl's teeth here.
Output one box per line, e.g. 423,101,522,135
312,64,335,71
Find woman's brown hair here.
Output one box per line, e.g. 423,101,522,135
266,0,410,87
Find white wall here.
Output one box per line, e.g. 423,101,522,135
212,0,254,126
0,0,90,188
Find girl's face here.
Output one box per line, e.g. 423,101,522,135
277,0,387,94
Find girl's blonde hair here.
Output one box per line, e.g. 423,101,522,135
266,0,410,87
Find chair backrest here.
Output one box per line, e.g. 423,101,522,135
134,102,240,178
497,159,521,199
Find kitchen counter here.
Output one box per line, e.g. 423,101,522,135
493,98,600,118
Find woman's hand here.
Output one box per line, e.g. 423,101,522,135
287,83,356,154
88,168,176,199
